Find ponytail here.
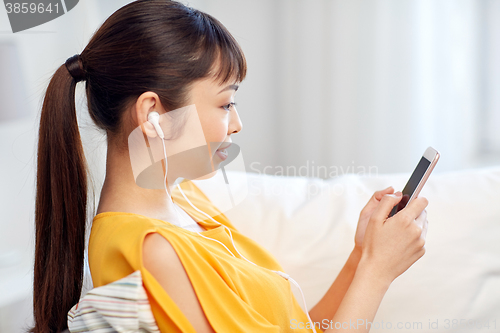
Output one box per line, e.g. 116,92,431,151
30,64,89,333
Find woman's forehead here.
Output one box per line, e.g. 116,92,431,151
190,75,239,96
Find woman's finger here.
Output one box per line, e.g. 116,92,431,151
414,209,427,230
374,186,394,200
371,192,404,224
404,196,429,221
421,217,429,240
360,186,395,216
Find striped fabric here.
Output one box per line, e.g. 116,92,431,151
67,270,160,333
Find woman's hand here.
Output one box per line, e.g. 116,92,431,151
359,192,429,285
354,186,395,250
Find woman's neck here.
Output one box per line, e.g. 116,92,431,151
96,143,177,218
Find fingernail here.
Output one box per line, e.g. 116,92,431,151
386,191,402,198
394,191,402,197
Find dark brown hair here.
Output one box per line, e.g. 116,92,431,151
30,1,246,332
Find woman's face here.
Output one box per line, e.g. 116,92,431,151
161,74,243,182
188,75,242,158
130,72,243,186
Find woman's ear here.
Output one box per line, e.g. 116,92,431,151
135,91,164,138
142,120,157,138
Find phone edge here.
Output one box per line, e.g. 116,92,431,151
407,149,440,204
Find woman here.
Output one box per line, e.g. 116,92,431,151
31,1,429,332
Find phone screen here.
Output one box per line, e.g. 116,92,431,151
389,157,431,217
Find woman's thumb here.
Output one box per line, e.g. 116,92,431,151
370,191,402,223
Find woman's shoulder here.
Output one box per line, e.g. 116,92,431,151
91,211,161,235
89,212,162,259
89,211,187,252
88,212,174,288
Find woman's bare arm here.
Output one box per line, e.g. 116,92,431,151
308,247,361,325
142,232,216,333
321,258,391,332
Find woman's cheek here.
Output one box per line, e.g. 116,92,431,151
202,123,225,149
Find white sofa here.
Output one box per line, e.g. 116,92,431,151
75,166,500,332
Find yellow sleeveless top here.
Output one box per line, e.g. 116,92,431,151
88,179,323,333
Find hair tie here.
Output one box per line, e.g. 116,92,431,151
65,54,86,82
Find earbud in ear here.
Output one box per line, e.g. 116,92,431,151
147,111,164,139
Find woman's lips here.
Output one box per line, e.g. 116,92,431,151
215,142,231,161
215,149,228,161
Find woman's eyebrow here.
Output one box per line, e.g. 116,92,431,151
217,84,239,94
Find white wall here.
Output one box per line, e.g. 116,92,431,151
189,0,500,177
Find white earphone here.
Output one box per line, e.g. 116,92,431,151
147,111,317,333
147,111,164,139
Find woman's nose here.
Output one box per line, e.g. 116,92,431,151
229,108,242,134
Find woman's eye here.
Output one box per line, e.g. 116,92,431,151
222,102,237,111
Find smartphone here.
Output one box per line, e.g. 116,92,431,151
388,146,440,217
